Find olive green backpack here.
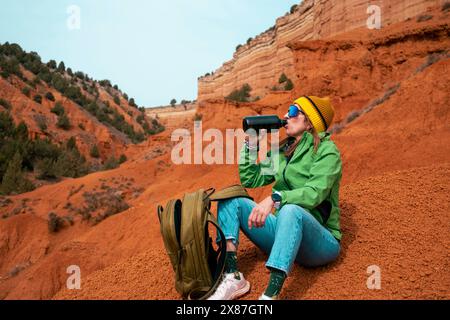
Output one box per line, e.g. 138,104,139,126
157,185,253,300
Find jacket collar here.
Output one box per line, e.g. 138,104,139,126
288,131,329,160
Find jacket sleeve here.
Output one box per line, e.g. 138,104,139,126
238,142,275,188
279,147,342,210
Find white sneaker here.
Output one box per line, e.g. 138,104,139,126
259,294,278,300
207,272,250,300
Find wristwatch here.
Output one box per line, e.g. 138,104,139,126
271,191,282,210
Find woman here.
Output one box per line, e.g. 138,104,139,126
208,96,343,300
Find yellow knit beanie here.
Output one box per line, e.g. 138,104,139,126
293,96,335,133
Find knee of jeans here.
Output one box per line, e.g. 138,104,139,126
278,204,304,222
218,197,246,217
218,196,248,209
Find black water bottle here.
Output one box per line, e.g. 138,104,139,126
243,115,287,134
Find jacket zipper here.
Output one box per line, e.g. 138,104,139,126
283,155,293,190
282,134,311,190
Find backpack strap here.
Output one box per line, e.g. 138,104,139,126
187,210,227,300
157,199,184,285
209,184,253,202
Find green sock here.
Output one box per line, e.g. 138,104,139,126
225,251,239,278
264,268,286,297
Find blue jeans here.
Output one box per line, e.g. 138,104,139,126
216,197,340,274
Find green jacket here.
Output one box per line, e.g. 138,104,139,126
239,131,343,240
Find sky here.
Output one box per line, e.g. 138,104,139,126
0,0,300,107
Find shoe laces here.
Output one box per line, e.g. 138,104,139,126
211,273,237,298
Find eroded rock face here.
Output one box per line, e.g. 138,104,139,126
198,0,441,102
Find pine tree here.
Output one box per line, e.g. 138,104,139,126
279,73,288,84
284,79,294,91
0,152,34,195
57,61,66,73
57,114,71,130
90,145,100,158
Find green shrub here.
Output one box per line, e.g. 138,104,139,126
99,80,112,87
30,138,61,160
284,79,294,91
67,68,73,76
33,95,42,104
45,92,55,101
103,156,119,170
0,111,15,139
136,114,145,124
95,108,109,123
225,83,252,102
0,56,22,79
38,69,52,84
51,102,65,116
132,131,145,143
170,99,177,107
75,71,85,79
0,152,35,195
57,61,65,73
290,4,298,14
279,73,288,84
54,147,88,178
417,14,433,22
129,98,137,107
23,55,42,75
47,60,57,69
57,114,71,130
81,189,129,224
119,154,127,164
36,158,57,180
0,98,12,110
64,85,82,100
14,122,28,141
34,115,47,131
48,212,64,233
51,73,68,93
113,95,120,105
90,145,100,158
21,87,31,97
66,137,76,150
145,118,165,135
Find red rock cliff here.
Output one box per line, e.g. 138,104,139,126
197,0,442,102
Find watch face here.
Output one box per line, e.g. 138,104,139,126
272,193,282,202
